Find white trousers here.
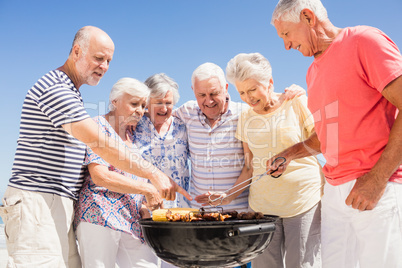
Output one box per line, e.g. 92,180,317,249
321,180,402,268
76,222,158,268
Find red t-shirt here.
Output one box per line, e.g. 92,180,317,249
307,26,402,185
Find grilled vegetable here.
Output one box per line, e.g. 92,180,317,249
152,208,199,222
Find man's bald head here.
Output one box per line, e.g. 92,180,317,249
70,26,112,56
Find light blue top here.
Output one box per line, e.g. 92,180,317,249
133,115,191,208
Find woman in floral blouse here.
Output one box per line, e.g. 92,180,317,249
134,73,191,210
74,78,163,268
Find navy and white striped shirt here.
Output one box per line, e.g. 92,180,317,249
9,70,90,200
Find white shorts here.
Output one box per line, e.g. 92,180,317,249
0,186,81,268
321,180,402,268
76,222,158,268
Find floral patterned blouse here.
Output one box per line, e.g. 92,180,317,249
74,115,146,242
133,115,191,208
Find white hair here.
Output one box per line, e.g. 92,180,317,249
191,62,226,90
271,0,328,24
144,73,180,105
108,77,150,111
226,52,273,88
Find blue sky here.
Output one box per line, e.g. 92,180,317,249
1,0,401,197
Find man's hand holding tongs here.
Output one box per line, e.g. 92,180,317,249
266,156,289,178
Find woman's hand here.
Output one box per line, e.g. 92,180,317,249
142,183,164,211
284,84,306,99
148,170,176,200
140,204,151,219
149,169,193,202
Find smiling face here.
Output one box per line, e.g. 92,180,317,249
148,90,174,126
273,18,318,57
112,92,147,128
192,77,228,122
235,78,273,114
75,32,114,86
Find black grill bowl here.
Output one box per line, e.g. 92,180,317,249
139,215,278,268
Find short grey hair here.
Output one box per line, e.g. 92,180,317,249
70,26,92,56
226,53,273,88
108,77,150,111
271,0,328,24
191,62,227,90
144,73,180,105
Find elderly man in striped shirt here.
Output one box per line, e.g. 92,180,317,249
175,63,250,212
174,62,303,213
0,26,189,267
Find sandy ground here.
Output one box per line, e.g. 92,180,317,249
0,248,7,268
0,224,7,268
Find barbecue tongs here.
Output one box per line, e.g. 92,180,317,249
208,157,286,207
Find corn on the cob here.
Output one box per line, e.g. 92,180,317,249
152,208,199,222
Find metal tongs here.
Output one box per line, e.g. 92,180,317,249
208,157,286,207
